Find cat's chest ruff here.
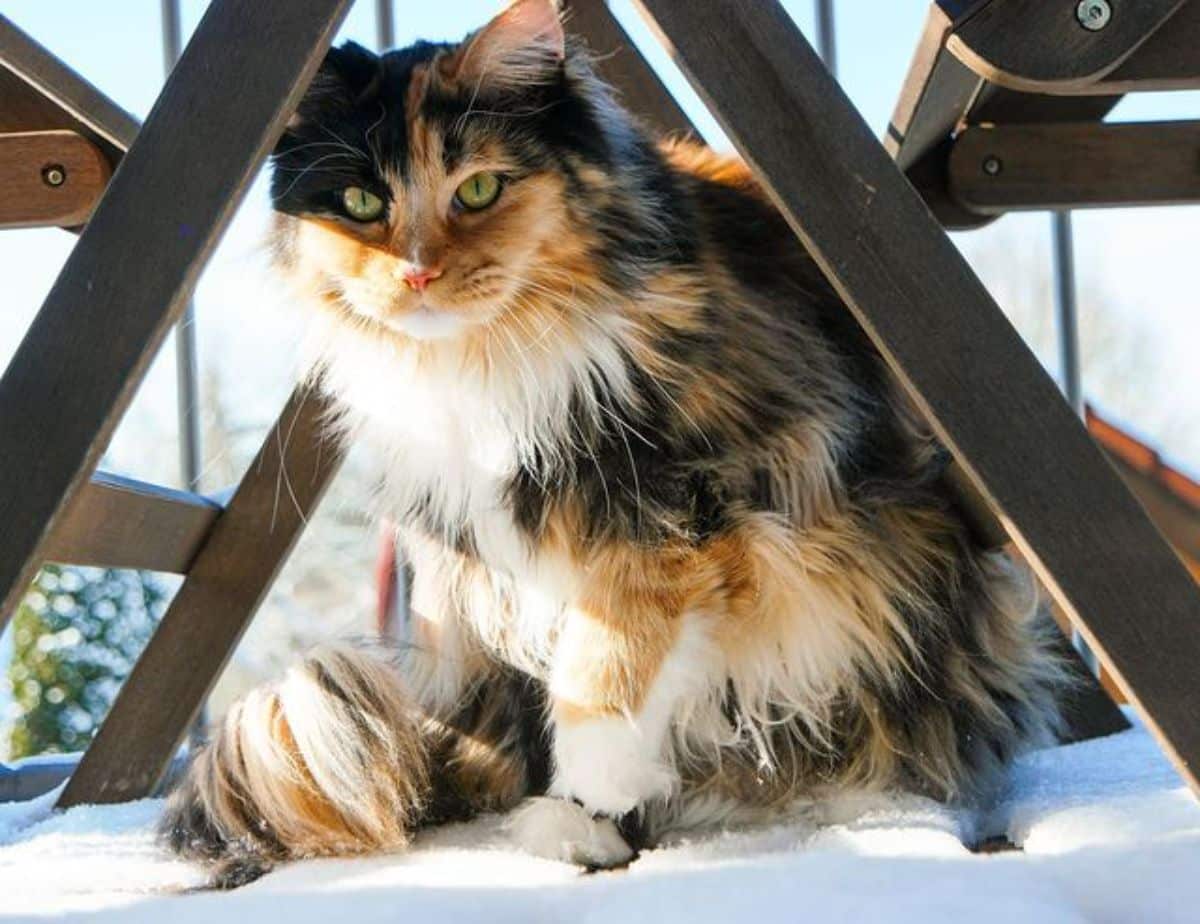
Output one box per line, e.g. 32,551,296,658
351,373,541,575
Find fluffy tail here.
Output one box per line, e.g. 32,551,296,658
161,646,432,887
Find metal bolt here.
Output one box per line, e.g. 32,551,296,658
1076,0,1112,31
982,156,1003,177
42,164,67,187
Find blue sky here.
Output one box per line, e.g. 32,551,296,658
2,0,1198,481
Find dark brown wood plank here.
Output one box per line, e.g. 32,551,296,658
0,0,351,636
632,0,1199,790
43,472,221,574
947,0,1186,93
1091,0,1200,94
0,14,138,170
887,4,975,169
0,129,109,228
950,120,1200,214
1052,628,1134,743
59,387,343,807
564,0,692,137
1105,457,1200,569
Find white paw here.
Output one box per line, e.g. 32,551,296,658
551,714,676,816
507,797,635,868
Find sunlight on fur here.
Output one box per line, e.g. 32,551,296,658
162,0,1066,886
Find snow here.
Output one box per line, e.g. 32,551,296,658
2,714,1198,922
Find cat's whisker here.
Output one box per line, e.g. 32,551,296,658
276,151,371,199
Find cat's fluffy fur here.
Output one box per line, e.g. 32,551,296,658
162,0,1064,885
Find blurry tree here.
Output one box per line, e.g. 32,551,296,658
7,566,167,758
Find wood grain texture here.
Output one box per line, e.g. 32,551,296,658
0,130,109,228
43,472,221,574
887,4,971,168
633,0,1199,790
950,120,1200,213
58,388,344,807
947,0,1187,93
0,0,351,635
1106,457,1200,570
563,0,692,137
0,15,138,170
1092,0,1200,94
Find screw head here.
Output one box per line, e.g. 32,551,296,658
42,164,67,187
982,155,1003,177
1077,0,1112,31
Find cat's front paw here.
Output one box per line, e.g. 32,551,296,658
550,713,676,816
507,797,635,869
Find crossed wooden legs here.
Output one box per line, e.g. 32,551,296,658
0,0,352,804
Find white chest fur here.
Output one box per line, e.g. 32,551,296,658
329,343,526,568
312,315,630,565
309,317,634,673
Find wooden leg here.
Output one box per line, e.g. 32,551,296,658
0,0,350,634
632,0,1200,786
58,387,343,807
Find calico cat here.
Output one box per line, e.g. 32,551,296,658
162,0,1063,885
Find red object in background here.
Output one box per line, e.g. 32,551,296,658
1086,408,1200,513
375,520,398,637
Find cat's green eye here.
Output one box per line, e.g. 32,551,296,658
455,171,502,211
342,186,385,222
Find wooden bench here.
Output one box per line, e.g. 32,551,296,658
890,0,1200,225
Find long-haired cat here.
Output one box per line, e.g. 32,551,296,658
162,0,1063,886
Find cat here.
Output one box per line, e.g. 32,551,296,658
162,0,1064,886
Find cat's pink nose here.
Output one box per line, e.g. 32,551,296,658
402,265,444,293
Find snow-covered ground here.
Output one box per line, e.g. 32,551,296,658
2,715,1197,922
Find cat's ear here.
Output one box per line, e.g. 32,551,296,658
289,41,382,127
443,0,565,91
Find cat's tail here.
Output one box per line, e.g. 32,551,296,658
160,645,431,888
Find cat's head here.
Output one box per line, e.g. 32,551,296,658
270,0,658,345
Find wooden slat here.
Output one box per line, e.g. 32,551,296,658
43,471,221,574
887,4,975,169
947,0,1187,94
0,15,138,170
1051,628,1136,743
0,129,109,228
950,120,1200,214
59,388,343,807
633,0,1200,790
0,0,351,635
1091,0,1200,94
575,0,1124,741
1106,458,1200,569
